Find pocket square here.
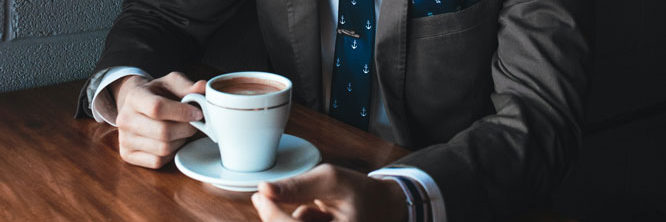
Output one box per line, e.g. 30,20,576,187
409,0,481,18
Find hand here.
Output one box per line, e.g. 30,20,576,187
112,72,206,169
251,164,408,222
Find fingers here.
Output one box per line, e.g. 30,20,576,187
128,89,203,122
156,72,204,98
126,72,204,122
118,129,186,168
313,199,328,213
116,117,191,168
119,149,174,169
292,205,333,222
118,112,197,141
252,193,298,222
119,131,187,157
258,164,342,203
113,72,205,169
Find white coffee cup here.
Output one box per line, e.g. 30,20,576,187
181,71,292,172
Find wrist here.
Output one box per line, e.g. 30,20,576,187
380,179,409,222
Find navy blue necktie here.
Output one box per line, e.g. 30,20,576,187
329,0,480,130
329,0,376,130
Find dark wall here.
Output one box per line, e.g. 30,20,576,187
584,0,666,130
555,0,666,221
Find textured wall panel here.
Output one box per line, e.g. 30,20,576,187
0,31,106,92
12,0,121,39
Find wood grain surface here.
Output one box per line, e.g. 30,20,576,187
0,80,409,221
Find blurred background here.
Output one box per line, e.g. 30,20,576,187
0,0,664,221
554,0,666,221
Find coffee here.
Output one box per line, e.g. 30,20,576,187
212,77,284,95
182,71,292,172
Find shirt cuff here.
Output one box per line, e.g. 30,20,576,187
89,66,152,126
369,167,447,222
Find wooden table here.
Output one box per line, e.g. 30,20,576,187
0,80,410,221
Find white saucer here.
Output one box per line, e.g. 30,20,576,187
175,134,321,192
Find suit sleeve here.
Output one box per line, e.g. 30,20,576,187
394,0,589,220
75,0,246,118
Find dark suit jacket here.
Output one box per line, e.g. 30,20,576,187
75,0,589,220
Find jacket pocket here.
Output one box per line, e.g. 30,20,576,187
402,0,500,145
408,0,497,39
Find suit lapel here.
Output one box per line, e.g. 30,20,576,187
375,0,411,145
256,0,323,110
289,0,323,110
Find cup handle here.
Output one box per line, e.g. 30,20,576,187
181,94,218,143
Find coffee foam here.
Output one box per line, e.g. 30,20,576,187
211,77,286,95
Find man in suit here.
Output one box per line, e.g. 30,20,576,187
76,0,588,221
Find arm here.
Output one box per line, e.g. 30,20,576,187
96,0,246,76
76,0,247,118
395,0,589,220
251,1,588,221
75,0,248,169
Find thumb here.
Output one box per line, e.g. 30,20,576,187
189,80,206,94
252,193,297,222
258,164,339,203
155,72,197,98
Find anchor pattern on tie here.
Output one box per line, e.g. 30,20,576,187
360,107,368,117
329,0,375,130
329,0,479,130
